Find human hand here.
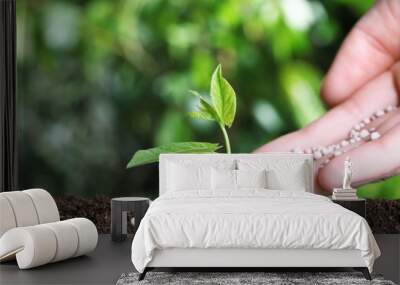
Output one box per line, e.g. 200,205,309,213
255,0,400,193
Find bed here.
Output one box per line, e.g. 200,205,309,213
131,153,380,280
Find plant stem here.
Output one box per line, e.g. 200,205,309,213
219,124,231,154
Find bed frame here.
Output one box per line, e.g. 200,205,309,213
139,153,371,280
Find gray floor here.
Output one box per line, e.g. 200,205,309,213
0,234,399,285
374,235,400,284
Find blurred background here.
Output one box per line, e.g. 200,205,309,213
16,0,399,200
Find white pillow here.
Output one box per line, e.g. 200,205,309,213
237,159,308,191
211,169,236,190
236,169,267,189
167,163,211,191
267,167,307,191
211,169,268,190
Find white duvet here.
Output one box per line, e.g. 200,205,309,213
131,190,380,273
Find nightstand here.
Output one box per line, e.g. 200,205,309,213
111,197,150,242
331,197,366,218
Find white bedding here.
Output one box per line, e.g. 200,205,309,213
131,190,380,273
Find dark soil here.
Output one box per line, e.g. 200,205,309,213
55,196,400,234
367,200,400,233
55,195,111,234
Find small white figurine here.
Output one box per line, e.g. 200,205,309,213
342,156,353,190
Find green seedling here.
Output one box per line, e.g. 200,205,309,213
127,64,236,168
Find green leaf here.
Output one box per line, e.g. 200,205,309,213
189,90,221,122
188,111,214,121
126,142,222,168
210,64,236,127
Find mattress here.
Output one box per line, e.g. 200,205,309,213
131,190,380,273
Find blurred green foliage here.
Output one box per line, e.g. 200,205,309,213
17,0,397,200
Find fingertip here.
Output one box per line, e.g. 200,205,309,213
320,64,354,108
317,156,346,191
320,0,400,108
320,76,341,108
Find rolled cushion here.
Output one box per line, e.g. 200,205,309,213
0,226,57,268
0,189,60,239
23,189,60,224
0,218,98,269
0,191,39,227
66,218,98,257
42,221,79,262
0,196,17,237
